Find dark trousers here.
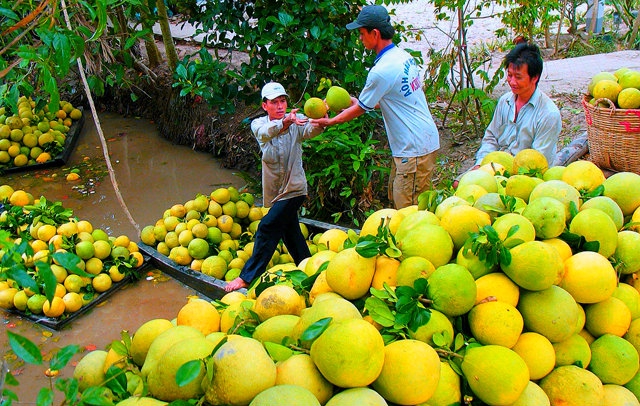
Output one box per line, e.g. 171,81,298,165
239,195,310,284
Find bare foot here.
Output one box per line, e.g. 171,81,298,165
224,277,248,292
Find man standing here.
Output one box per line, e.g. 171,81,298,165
311,5,440,209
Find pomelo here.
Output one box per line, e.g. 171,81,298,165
522,196,566,239
325,247,376,300
529,179,581,221
512,148,548,176
427,263,477,317
580,195,624,230
502,240,564,291
141,325,204,378
455,245,497,279
561,160,605,193
407,308,455,348
475,272,519,307
396,256,436,287
249,385,320,406
540,365,604,406
518,285,580,343
569,208,618,258
73,350,108,391
505,174,544,202
613,230,640,275
589,333,639,385
252,314,299,345
592,79,622,104
130,318,174,367
589,71,618,95
553,333,592,368
468,301,524,348
512,332,556,380
560,251,617,304
510,381,551,406
618,87,640,109
396,223,454,268
325,86,352,112
290,296,362,345
325,388,388,406
603,172,640,216
421,361,462,406
370,255,401,289
585,296,632,338
439,205,491,251
252,284,305,322
491,212,536,246
612,282,640,320
602,384,640,406
480,150,515,171
274,354,333,405
457,169,499,193
176,298,221,335
619,70,640,90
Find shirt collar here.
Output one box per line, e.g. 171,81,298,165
374,43,396,64
507,87,542,107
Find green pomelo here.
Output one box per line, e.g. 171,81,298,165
589,71,618,95
408,308,454,348
502,240,564,291
522,196,567,239
394,210,440,237
580,196,624,230
457,169,498,193
517,285,580,343
304,97,328,119
553,333,592,368
290,296,362,346
491,212,536,245
543,165,566,181
396,223,454,268
204,336,277,405
141,325,204,378
130,318,174,367
116,397,168,406
505,174,544,203
603,384,640,406
427,263,477,317
73,350,108,392
147,337,216,401
325,247,376,300
325,86,352,112
274,354,333,405
603,172,640,216
455,246,497,279
619,70,640,90
529,179,581,222
249,384,320,406
613,230,640,275
589,334,639,385
473,192,526,222
585,296,632,338
569,208,618,258
618,87,640,109
540,365,604,406
310,318,385,388
325,388,388,406
612,282,640,320
420,361,462,406
434,195,471,219
468,301,524,348
624,370,640,400
510,381,551,406
624,318,640,356
371,339,441,405
396,256,436,287
252,314,300,344
460,345,529,405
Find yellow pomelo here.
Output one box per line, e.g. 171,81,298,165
309,270,333,302
304,97,328,119
394,210,440,237
396,223,454,268
589,71,618,95
371,255,400,290
593,79,623,103
512,332,556,380
325,86,352,112
204,336,277,405
479,161,507,176
420,361,462,406
481,150,514,170
73,350,108,391
560,251,617,304
503,240,564,291
325,247,376,300
468,301,524,348
618,87,640,109
473,192,526,221
371,339,441,405
457,169,499,193
505,174,544,203
310,318,384,388
325,388,387,406
569,208,618,258
177,298,221,335
543,165,566,181
427,263,477,317
274,354,333,405
475,272,519,306
562,160,605,193
585,296,631,338
116,396,167,406
407,308,454,348
253,284,305,322
589,333,639,385
252,314,299,344
603,172,640,216
210,187,231,204
491,212,536,246
141,325,204,378
518,285,580,343
603,384,640,406
147,337,216,401
461,344,529,405
510,381,551,406
439,205,491,251
290,296,362,345
359,208,402,236
522,196,567,239
43,296,65,318
317,228,348,252
540,365,604,405
529,179,581,221
619,70,640,89
305,250,337,276
456,245,497,280
453,183,487,203
434,195,472,218
613,282,640,320
250,385,320,406
396,256,436,287
0,288,18,309
513,148,549,176
553,333,592,368
200,255,227,279
580,196,624,231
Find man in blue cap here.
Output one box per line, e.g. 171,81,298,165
311,5,440,209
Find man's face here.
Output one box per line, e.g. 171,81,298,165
358,27,378,50
506,63,539,97
262,95,287,120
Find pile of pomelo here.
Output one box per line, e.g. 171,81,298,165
588,67,640,109
71,148,640,405
0,96,83,169
138,186,343,283
0,184,144,319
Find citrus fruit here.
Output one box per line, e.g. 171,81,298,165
584,296,631,338
304,97,328,119
518,285,580,343
560,251,617,304
502,240,564,291
589,333,639,385
474,272,519,306
603,172,640,216
325,86,352,112
618,87,640,109
92,273,113,293
569,208,618,258
176,298,220,335
580,195,624,230
592,79,622,103
468,301,524,348
540,365,604,406
513,148,548,176
589,71,618,95
62,292,83,313
553,333,592,368
439,205,491,251
427,263,477,317
522,196,566,239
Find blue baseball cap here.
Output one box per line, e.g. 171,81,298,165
346,5,392,30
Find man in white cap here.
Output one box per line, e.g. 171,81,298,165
311,4,440,209
225,82,325,292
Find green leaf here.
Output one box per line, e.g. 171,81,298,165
300,317,332,343
408,307,431,332
175,360,203,387
81,386,115,406
364,297,395,327
7,331,42,365
49,345,80,371
105,366,127,396
263,341,294,362
36,387,54,406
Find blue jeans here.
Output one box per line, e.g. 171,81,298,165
238,195,310,284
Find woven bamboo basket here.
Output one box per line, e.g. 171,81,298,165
582,95,640,174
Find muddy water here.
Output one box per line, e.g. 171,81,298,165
0,111,246,404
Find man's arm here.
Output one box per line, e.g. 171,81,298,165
310,98,366,128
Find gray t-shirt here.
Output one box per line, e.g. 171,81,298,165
358,45,440,158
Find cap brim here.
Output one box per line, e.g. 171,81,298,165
346,21,362,30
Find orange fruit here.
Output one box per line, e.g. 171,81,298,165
43,297,65,318
92,273,113,293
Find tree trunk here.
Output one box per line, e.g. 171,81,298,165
628,8,640,48
156,0,178,71
145,38,162,68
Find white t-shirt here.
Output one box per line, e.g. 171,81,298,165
358,45,440,158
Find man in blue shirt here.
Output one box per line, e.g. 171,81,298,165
311,5,440,209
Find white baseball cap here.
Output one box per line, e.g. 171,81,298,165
261,82,288,100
